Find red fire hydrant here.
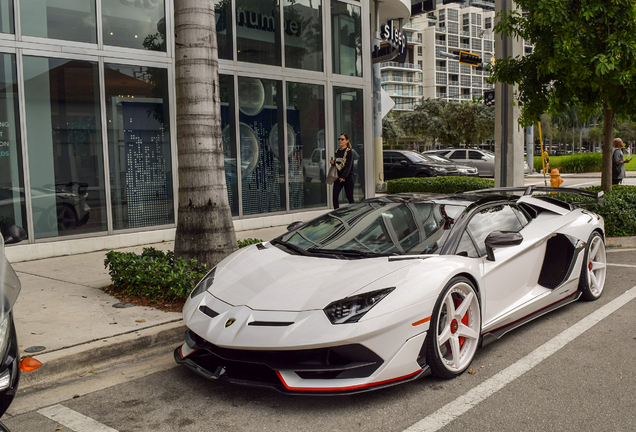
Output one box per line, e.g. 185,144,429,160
550,167,563,188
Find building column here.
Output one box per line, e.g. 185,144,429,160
494,0,524,187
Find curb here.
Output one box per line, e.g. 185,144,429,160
606,236,636,249
20,320,185,390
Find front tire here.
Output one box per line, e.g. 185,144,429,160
578,231,606,301
426,276,481,378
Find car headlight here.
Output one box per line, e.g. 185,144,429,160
0,315,10,361
432,166,446,172
190,268,216,298
323,288,395,324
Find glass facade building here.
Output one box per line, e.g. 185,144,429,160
0,0,374,249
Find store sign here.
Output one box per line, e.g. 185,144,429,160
0,122,9,157
372,20,407,64
381,21,407,57
233,9,303,37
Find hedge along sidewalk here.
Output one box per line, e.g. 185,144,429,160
387,176,494,194
386,177,636,238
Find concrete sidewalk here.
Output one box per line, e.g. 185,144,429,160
11,225,288,390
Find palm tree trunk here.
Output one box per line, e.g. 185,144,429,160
174,0,237,267
601,102,614,191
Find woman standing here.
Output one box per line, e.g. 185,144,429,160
330,133,355,209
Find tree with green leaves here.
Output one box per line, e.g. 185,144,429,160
491,1,636,190
382,113,404,149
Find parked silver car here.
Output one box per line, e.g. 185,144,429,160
302,148,326,182
419,153,479,177
425,149,495,177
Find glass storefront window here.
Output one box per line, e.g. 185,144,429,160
287,82,326,210
333,86,364,204
0,54,26,240
236,0,281,66
20,0,96,43
220,74,238,216
284,0,323,71
104,63,173,230
23,57,107,239
238,77,285,215
0,0,14,34
331,1,362,77
102,0,166,51
215,0,233,60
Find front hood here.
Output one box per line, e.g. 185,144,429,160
208,244,415,311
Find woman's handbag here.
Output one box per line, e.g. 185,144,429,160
325,165,338,185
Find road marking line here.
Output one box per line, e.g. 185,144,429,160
403,284,636,432
38,405,118,432
607,263,636,268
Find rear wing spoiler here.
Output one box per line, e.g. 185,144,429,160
464,186,604,205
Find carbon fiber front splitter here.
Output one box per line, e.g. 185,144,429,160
174,346,430,396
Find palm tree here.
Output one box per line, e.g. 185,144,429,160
173,0,237,267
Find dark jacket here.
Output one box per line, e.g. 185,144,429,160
334,147,354,180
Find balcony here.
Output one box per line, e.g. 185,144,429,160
461,95,472,100
403,23,420,30
435,26,447,34
388,90,422,98
380,62,422,70
436,93,447,99
436,66,447,72
460,43,470,50
435,40,446,46
407,36,423,44
381,76,422,83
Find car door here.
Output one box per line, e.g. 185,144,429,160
447,150,468,166
468,150,493,176
456,203,552,329
383,152,396,180
392,153,418,179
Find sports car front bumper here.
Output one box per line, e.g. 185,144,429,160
175,329,430,395
176,289,437,394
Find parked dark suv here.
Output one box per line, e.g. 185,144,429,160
383,150,458,180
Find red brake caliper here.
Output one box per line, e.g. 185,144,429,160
454,297,468,348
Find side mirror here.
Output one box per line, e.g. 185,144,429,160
484,230,523,261
400,160,409,166
287,221,304,231
2,225,28,245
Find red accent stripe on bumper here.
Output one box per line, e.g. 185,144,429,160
275,369,423,393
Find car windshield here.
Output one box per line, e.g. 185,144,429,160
422,154,453,164
403,152,428,163
276,199,466,258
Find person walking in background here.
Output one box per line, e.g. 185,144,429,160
331,133,355,209
612,137,632,185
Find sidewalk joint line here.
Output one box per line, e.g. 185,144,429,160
14,270,103,289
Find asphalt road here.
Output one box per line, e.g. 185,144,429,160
2,248,636,432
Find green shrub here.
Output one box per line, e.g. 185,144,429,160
237,238,263,248
104,238,266,301
387,176,495,194
104,247,208,302
547,185,636,237
534,153,602,173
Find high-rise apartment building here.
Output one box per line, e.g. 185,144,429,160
381,2,496,110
